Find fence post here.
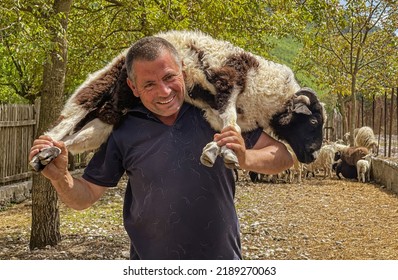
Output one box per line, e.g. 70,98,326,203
34,98,41,137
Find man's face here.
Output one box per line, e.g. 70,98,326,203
127,50,185,124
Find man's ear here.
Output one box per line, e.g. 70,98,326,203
127,78,139,97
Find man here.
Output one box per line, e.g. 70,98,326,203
29,36,293,259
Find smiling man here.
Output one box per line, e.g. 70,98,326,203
29,35,292,260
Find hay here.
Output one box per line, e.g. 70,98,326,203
237,177,398,259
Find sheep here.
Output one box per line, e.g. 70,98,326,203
305,144,336,179
286,147,303,183
305,142,347,179
30,30,325,172
333,147,368,180
336,146,369,166
332,160,357,179
356,154,372,183
354,126,378,154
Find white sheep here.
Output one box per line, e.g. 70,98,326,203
284,144,303,183
305,143,336,179
30,30,325,171
354,126,378,154
356,154,372,183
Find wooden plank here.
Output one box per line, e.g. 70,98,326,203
0,104,37,184
0,120,36,127
0,172,32,184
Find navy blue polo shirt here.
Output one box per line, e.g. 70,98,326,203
83,103,262,259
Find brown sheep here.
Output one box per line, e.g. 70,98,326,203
335,147,369,166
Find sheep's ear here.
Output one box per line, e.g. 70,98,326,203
293,103,312,115
278,113,293,125
293,92,312,115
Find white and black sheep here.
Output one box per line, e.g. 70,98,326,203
30,30,325,171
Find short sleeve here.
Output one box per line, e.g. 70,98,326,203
82,134,125,187
242,127,263,149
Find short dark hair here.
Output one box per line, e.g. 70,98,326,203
125,36,181,83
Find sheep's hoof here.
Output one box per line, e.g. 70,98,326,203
29,147,61,172
200,142,220,167
221,147,239,169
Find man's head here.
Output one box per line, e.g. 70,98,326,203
125,36,186,124
126,36,182,84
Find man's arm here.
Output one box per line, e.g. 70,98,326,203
29,135,107,210
214,126,293,174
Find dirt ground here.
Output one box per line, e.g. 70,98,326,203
1,175,398,260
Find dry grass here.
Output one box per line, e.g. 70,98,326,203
237,178,398,260
1,176,398,260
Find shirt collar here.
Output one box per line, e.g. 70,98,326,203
127,102,191,124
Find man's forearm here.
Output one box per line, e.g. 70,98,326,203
242,146,293,175
50,172,101,210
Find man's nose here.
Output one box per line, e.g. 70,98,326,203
158,81,172,96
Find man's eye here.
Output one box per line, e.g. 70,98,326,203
165,75,176,81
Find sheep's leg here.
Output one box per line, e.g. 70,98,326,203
200,82,241,169
61,118,113,154
218,93,241,169
200,141,221,167
29,118,113,172
29,146,62,172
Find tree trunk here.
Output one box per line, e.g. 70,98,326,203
372,94,375,129
337,92,348,136
349,76,357,146
384,90,387,156
388,87,394,157
30,0,73,250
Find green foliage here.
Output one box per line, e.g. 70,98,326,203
1,0,396,109
296,0,398,100
268,36,324,101
0,0,62,103
64,0,287,95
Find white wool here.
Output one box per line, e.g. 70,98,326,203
158,30,300,132
356,154,372,183
305,144,335,178
354,126,377,152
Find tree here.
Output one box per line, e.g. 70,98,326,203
30,0,73,250
297,0,398,144
0,1,50,103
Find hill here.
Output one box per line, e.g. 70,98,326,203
269,37,321,95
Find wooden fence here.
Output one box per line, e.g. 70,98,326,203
0,103,91,186
1,92,397,186
324,88,398,157
0,103,37,185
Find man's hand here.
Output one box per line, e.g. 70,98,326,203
29,135,69,181
213,126,247,166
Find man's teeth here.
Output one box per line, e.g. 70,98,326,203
159,96,174,104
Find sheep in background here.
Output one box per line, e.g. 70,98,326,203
354,126,378,154
333,160,357,179
357,154,372,183
338,146,369,166
305,142,344,179
30,30,325,171
333,147,369,180
284,145,303,183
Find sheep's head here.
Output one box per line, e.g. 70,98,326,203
270,88,324,163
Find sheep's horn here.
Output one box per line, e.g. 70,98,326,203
293,94,310,106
